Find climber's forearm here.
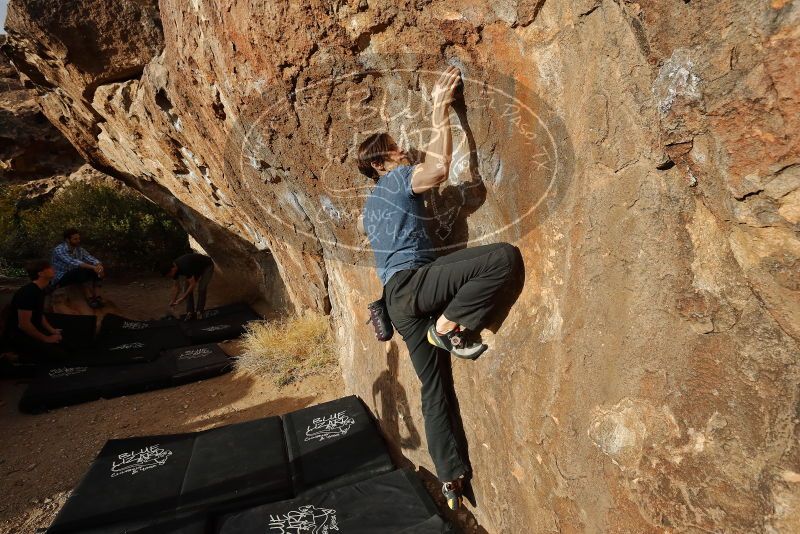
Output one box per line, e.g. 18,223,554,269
428,105,452,177
175,278,197,303
411,66,460,194
412,107,452,193
424,105,453,177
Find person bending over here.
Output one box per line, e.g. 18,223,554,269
51,228,105,308
162,253,215,320
4,260,67,363
358,66,519,510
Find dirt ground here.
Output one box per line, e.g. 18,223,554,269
0,274,483,534
0,274,345,533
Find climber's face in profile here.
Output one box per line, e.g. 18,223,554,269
357,133,410,180
384,140,410,167
372,138,409,176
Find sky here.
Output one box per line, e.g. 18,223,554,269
0,0,7,35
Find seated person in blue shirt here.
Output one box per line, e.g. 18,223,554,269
4,259,67,363
51,227,105,308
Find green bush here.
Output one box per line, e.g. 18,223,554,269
0,257,26,278
0,186,30,274
1,181,190,273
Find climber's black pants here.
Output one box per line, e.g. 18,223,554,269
384,242,517,482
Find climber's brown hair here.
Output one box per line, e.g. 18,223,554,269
357,133,395,180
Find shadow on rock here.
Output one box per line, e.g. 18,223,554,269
371,340,422,450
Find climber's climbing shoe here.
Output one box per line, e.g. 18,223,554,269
441,480,463,511
427,324,487,360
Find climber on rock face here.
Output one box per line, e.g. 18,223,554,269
358,65,519,511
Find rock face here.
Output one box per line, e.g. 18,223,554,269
16,163,120,202
1,35,118,202
3,0,289,308
0,34,83,184
4,0,800,532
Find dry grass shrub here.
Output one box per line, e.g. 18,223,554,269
235,314,337,386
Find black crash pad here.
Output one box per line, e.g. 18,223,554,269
18,359,171,414
44,313,97,350
47,417,291,533
48,433,197,533
19,345,231,414
180,417,292,512
183,302,252,320
161,343,232,383
282,395,394,495
100,314,179,331
18,365,106,413
98,357,175,398
0,358,38,379
216,469,449,534
179,304,261,344
77,513,209,534
91,314,190,365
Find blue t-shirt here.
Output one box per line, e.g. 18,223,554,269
362,165,437,285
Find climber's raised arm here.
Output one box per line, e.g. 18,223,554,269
410,66,461,195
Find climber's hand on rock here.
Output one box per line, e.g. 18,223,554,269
431,66,461,114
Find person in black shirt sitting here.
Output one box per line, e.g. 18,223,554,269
5,260,68,363
160,253,215,320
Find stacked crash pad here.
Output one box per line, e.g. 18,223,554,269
218,469,449,534
77,514,208,534
91,303,260,364
18,303,260,413
40,303,259,367
44,313,97,351
178,303,261,344
19,343,232,414
283,394,395,494
90,314,189,364
43,396,447,534
47,417,292,533
0,313,96,379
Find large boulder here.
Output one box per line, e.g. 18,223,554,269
0,35,83,183
4,0,799,532
3,0,289,308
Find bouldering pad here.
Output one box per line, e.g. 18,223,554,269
47,416,291,533
282,395,394,495
216,469,449,534
179,304,261,344
44,313,97,350
91,315,190,365
161,343,232,383
19,344,231,413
